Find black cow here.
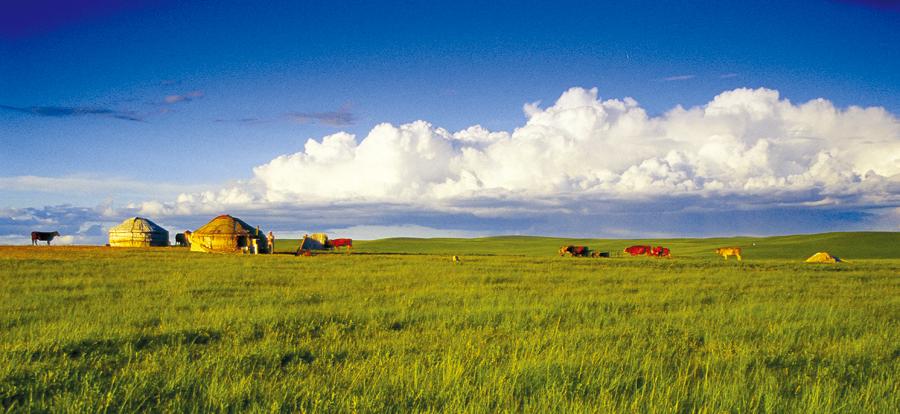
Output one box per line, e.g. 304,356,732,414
175,231,191,247
31,231,60,246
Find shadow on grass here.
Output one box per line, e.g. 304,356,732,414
26,329,225,362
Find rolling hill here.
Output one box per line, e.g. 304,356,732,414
278,232,900,259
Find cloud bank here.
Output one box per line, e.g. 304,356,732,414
3,87,899,240
243,87,899,208
115,86,898,237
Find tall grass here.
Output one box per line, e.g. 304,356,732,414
1,242,898,412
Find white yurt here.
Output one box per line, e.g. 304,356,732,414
108,217,170,247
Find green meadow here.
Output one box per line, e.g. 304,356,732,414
1,232,898,412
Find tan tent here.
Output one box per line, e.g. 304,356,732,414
108,217,169,247
190,215,268,254
310,233,329,246
805,252,843,263
297,234,327,252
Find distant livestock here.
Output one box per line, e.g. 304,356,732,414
624,245,653,256
625,245,670,257
715,247,742,261
651,246,671,257
452,255,461,264
559,245,590,257
175,231,192,247
330,238,353,251
31,231,60,246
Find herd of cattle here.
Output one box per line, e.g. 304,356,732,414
32,230,745,261
558,244,670,258
624,245,671,257
560,244,744,261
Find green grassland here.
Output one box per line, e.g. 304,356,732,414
1,232,899,412
321,231,900,259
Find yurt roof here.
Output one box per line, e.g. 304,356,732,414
109,217,168,234
194,214,260,236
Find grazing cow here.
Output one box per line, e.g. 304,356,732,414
31,231,60,246
715,247,742,261
331,238,352,252
650,246,671,257
559,245,590,257
624,245,652,256
591,251,610,258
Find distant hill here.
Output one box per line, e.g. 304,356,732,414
278,232,900,259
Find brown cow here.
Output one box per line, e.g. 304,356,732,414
559,245,590,257
715,247,742,261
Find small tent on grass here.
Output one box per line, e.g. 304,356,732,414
310,233,329,246
295,233,330,255
190,214,268,254
805,252,843,263
108,217,169,247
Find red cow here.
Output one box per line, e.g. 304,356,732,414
624,245,652,256
651,246,671,257
331,238,353,252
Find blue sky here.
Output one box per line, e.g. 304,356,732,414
1,0,899,242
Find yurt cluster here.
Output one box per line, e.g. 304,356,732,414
108,215,273,254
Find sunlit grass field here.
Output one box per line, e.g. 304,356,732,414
1,232,898,412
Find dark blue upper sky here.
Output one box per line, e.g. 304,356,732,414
2,0,899,198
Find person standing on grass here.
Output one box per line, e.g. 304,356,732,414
267,231,275,254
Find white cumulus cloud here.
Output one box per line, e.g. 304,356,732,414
50,86,897,238
189,87,897,210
